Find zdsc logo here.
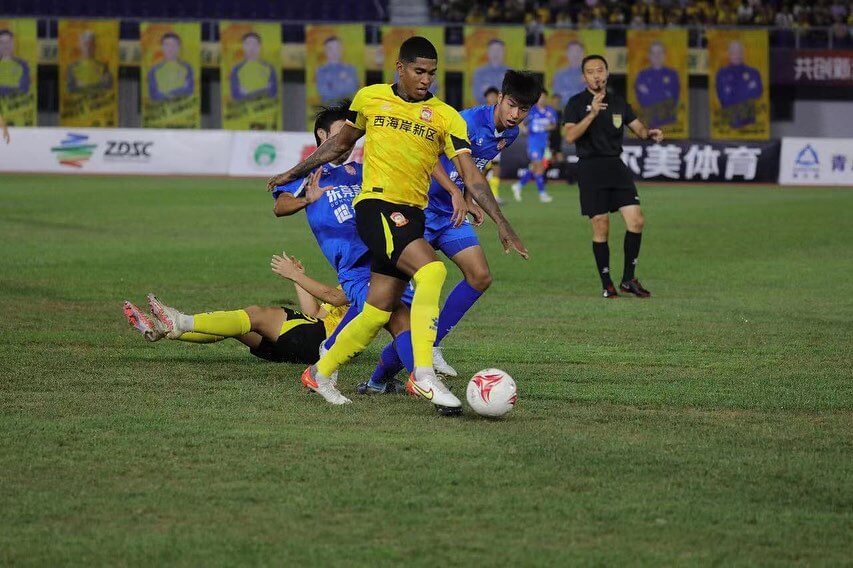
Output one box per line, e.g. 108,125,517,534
104,141,153,158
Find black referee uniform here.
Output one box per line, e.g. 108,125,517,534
564,90,639,217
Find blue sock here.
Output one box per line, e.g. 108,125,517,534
323,302,358,350
518,170,533,186
367,331,412,389
534,174,546,194
436,280,483,344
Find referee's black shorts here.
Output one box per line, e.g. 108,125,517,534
577,156,640,217
354,199,425,281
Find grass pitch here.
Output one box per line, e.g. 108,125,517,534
1,175,851,565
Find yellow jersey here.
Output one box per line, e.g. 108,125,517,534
320,303,350,338
347,83,471,209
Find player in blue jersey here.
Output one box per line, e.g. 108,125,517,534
715,40,763,129
363,70,544,390
634,41,680,128
512,90,558,203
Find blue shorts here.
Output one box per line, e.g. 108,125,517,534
527,144,546,161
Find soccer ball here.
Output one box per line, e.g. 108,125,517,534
466,369,517,417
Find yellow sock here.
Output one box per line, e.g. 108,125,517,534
192,310,251,337
177,332,225,344
489,174,501,198
411,261,447,368
316,303,391,377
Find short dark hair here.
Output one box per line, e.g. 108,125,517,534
581,54,608,72
398,36,437,63
500,70,543,108
161,32,181,44
483,86,500,98
314,98,351,146
241,32,261,43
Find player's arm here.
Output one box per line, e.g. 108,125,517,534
267,124,362,190
564,92,606,144
430,161,467,228
626,119,663,143
270,253,349,307
453,153,528,259
273,170,332,217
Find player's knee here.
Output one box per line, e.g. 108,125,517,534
243,305,262,322
467,267,492,292
591,215,610,238
628,214,645,232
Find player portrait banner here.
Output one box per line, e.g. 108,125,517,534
464,26,525,108
219,21,282,131
305,24,365,129
627,29,689,139
707,29,770,140
58,20,119,127
140,22,201,128
544,29,605,109
0,19,38,126
381,26,444,99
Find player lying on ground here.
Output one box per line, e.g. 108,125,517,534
513,90,557,203
267,36,527,412
366,70,543,388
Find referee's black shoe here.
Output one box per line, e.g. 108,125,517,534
602,283,620,299
620,278,651,298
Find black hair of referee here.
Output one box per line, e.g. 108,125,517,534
563,54,664,299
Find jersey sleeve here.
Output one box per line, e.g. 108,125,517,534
564,98,583,124
443,108,471,159
624,100,638,125
272,176,308,199
346,86,369,130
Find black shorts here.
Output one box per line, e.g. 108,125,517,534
249,307,326,364
354,199,425,281
577,156,639,217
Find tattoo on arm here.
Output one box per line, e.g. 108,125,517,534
288,138,347,180
467,180,506,225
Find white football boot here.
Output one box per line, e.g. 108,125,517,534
511,182,523,202
147,294,187,339
432,346,458,377
123,301,164,342
318,341,339,386
301,365,351,405
406,370,462,409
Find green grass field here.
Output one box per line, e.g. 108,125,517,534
1,175,851,565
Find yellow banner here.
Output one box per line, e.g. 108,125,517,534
544,29,605,109
380,26,445,99
707,29,770,140
464,26,525,108
305,24,365,129
0,19,37,126
220,22,281,131
140,22,200,128
627,29,689,138
59,20,119,127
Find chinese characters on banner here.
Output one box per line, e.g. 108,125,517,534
627,29,689,139
59,20,119,127
772,49,853,86
619,141,779,182
707,29,770,140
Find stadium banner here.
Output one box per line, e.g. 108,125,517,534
0,127,232,175
627,29,689,139
58,20,119,127
707,29,770,140
219,21,282,131
771,49,853,86
381,26,445,99
544,29,606,109
0,19,38,126
464,26,525,108
228,131,364,178
779,137,853,186
501,139,780,183
305,24,365,129
140,22,201,128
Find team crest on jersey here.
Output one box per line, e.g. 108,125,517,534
390,212,408,227
497,139,507,150
420,107,433,122
612,114,622,128
344,164,356,176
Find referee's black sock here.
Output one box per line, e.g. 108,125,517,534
622,231,642,282
592,241,613,288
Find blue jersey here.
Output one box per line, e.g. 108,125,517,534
272,162,371,293
426,104,520,217
634,66,680,127
524,105,558,150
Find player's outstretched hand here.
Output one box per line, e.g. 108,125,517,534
449,189,468,228
304,169,332,204
267,171,294,191
270,252,303,281
498,223,529,260
648,129,664,143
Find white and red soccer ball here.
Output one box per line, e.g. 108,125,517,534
466,369,517,417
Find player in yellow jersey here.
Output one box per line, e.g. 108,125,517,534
147,32,194,101
66,31,112,93
229,32,277,101
267,37,528,412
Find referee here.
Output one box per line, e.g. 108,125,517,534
564,54,663,299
